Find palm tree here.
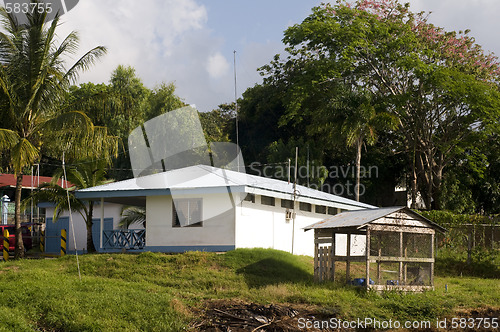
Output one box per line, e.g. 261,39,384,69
26,159,113,252
339,91,398,201
119,206,146,229
0,5,108,258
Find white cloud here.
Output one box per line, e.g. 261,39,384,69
206,52,230,79
56,0,212,100
52,0,293,112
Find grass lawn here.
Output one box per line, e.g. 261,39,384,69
0,248,498,331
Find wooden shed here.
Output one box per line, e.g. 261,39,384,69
304,207,446,292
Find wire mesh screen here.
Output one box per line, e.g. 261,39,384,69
369,231,400,257
403,233,432,258
370,262,400,285
405,263,432,286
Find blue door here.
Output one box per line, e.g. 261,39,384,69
45,217,69,254
92,218,113,251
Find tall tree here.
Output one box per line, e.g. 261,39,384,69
0,5,107,258
261,0,500,209
335,90,398,201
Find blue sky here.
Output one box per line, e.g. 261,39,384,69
52,0,500,113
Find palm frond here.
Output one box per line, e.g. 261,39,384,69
0,128,20,151
41,110,94,144
11,138,39,174
63,46,108,85
23,182,87,222
119,206,146,229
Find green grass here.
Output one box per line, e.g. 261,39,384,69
0,248,497,331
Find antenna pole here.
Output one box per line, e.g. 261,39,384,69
233,50,240,171
292,147,298,255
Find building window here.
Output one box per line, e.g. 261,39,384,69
315,205,327,214
261,195,275,206
281,199,293,209
328,207,338,215
172,199,203,227
243,193,255,203
299,202,311,212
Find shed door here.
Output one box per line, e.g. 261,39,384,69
45,217,69,254
92,218,113,250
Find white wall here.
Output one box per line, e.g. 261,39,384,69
145,193,236,248
235,195,361,256
44,202,124,252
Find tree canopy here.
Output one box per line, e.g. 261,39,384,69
255,0,500,211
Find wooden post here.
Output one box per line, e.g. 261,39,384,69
399,231,403,285
377,248,381,285
346,232,351,283
365,227,370,289
314,232,319,282
404,247,408,285
331,230,335,282
430,232,435,286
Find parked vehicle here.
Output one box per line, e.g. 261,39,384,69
0,224,33,251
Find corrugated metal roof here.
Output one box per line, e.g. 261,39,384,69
304,206,402,230
0,174,73,189
304,206,447,232
77,165,374,209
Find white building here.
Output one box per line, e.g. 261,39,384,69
75,165,374,256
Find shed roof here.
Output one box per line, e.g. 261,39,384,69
303,206,446,233
76,165,374,209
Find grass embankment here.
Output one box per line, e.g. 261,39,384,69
0,249,498,331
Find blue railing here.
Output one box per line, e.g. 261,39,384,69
103,229,145,249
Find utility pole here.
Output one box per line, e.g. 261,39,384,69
233,50,240,171
307,145,310,187
292,147,298,255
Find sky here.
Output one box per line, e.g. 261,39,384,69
49,0,500,113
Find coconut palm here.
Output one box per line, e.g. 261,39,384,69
338,90,398,201
119,206,146,229
0,5,108,258
25,159,113,252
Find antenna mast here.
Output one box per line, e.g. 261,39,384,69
233,50,240,171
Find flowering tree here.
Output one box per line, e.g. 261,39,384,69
261,0,500,209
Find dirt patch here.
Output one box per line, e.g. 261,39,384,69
1,265,20,272
190,301,500,332
189,300,344,331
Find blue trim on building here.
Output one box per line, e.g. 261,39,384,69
144,245,236,253
67,249,86,255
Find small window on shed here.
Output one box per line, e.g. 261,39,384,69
243,193,255,203
315,205,327,214
261,196,275,206
281,199,293,209
299,202,311,212
327,207,338,215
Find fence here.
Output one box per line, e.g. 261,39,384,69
436,223,500,251
103,229,146,250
